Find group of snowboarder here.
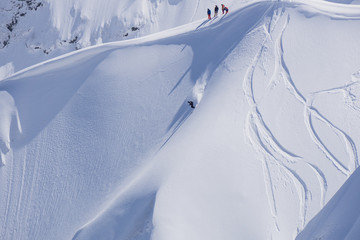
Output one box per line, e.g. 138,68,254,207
207,4,229,20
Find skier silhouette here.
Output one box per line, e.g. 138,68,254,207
214,5,219,17
207,8,211,20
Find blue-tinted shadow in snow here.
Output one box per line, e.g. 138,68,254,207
158,101,193,151
72,192,156,240
161,2,275,139
0,50,113,149
165,2,274,95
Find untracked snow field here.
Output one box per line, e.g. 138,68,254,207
1,1,360,240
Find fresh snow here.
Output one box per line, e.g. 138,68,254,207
1,0,360,240
0,0,246,76
1,0,359,74
296,166,360,240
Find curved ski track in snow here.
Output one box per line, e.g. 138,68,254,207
310,82,360,170
243,8,311,231
275,20,355,178
243,8,309,230
243,0,360,234
278,15,358,176
274,2,358,181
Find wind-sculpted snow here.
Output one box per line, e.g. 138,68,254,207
242,4,360,238
291,0,360,18
0,0,247,75
1,1,360,240
296,167,360,240
2,0,360,74
0,92,20,166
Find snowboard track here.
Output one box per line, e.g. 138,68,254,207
243,3,359,236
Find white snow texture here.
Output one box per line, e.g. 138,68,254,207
1,0,360,240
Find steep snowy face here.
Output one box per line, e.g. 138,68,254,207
1,1,360,240
2,0,358,76
70,1,360,240
296,167,360,240
0,0,245,76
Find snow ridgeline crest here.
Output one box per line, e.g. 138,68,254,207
1,0,360,75
283,0,360,19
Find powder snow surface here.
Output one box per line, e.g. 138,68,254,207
1,1,360,240
0,0,246,75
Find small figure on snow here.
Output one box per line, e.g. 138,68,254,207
207,8,211,20
214,5,219,17
188,101,195,109
221,4,229,14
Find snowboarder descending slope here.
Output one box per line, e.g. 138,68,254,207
207,8,211,20
214,5,219,17
188,101,195,109
221,4,229,14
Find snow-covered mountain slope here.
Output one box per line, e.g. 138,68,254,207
296,166,360,240
1,0,360,240
0,0,247,78
2,0,359,79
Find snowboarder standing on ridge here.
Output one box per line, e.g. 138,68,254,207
207,8,211,19
214,5,219,17
221,4,229,14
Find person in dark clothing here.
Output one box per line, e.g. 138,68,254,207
188,101,195,108
207,8,211,19
214,5,219,17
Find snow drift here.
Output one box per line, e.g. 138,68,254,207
1,0,359,75
0,0,246,75
296,167,360,240
1,0,360,240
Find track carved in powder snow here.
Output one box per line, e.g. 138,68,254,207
309,80,360,171
274,7,357,179
243,2,360,236
241,5,360,234
243,9,312,230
